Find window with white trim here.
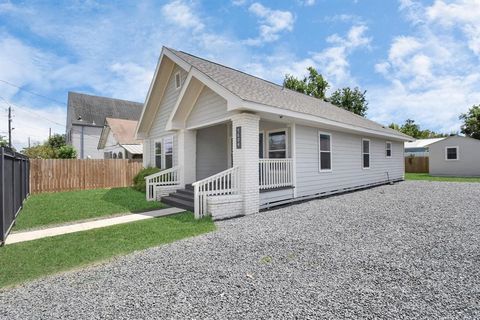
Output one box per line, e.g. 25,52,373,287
319,132,332,171
268,130,286,158
362,139,370,169
155,136,174,169
155,141,162,168
445,146,458,160
174,72,181,89
386,141,392,158
164,136,173,168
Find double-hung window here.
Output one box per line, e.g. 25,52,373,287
155,136,174,169
268,130,286,158
362,139,370,169
319,132,332,171
445,146,458,160
386,141,392,158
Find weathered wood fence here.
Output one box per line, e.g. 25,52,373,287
405,156,429,173
1,147,30,244
30,159,143,193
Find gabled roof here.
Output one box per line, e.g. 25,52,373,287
105,118,141,145
405,138,446,149
67,92,143,127
98,117,142,150
166,48,411,140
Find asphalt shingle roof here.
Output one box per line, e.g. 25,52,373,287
168,48,411,140
67,92,143,127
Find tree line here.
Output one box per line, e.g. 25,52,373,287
284,67,480,140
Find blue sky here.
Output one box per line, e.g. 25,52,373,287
1,0,480,148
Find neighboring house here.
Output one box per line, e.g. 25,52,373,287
428,136,480,177
98,117,143,160
136,47,412,220
66,92,143,159
404,138,446,156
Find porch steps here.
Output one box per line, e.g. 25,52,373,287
161,184,194,212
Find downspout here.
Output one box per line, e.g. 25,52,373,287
81,126,85,159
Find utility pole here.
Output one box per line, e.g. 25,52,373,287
49,127,51,139
7,106,12,148
28,137,31,148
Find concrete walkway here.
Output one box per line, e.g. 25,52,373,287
5,207,184,245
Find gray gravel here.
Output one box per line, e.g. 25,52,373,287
1,181,479,319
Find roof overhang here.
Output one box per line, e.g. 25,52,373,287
139,47,412,142
97,122,111,150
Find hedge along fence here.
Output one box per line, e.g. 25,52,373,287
30,159,143,193
405,156,429,173
1,147,30,244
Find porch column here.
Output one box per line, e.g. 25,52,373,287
177,129,196,186
231,113,260,215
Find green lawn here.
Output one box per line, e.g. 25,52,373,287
13,188,164,231
0,212,215,288
405,173,480,182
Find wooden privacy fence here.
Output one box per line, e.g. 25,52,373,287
30,159,143,193
405,156,429,173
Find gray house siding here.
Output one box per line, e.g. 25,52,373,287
145,64,187,167
429,136,480,177
196,124,229,180
186,86,230,128
295,125,404,198
70,125,103,159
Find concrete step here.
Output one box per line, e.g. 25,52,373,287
162,196,194,212
169,191,193,202
177,188,194,197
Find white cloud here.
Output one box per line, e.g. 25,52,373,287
312,24,371,87
245,3,295,45
425,0,480,55
161,0,205,32
298,0,315,6
370,1,480,133
232,0,247,6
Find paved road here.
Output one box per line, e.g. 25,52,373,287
1,181,479,319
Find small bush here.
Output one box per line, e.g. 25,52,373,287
133,167,160,192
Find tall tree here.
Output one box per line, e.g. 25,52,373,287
389,119,447,139
283,67,329,99
0,135,7,148
329,87,368,117
47,134,67,149
459,105,480,140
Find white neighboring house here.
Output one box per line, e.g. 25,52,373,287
427,136,480,177
98,118,143,160
66,92,143,159
135,47,412,220
404,138,446,156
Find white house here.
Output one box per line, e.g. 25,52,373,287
404,138,446,156
97,118,143,160
427,136,480,177
136,47,412,220
66,92,143,159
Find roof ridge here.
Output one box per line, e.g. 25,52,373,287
68,91,143,105
168,49,394,127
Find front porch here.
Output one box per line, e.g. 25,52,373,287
145,114,296,219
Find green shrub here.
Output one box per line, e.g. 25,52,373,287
133,167,160,192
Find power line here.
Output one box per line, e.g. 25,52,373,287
0,79,67,106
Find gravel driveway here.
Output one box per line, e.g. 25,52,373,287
1,181,479,319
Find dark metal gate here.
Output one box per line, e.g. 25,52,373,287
0,147,30,245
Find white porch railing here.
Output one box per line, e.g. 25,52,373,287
259,158,294,190
145,166,181,201
192,167,240,219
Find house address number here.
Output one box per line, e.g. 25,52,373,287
236,126,241,149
